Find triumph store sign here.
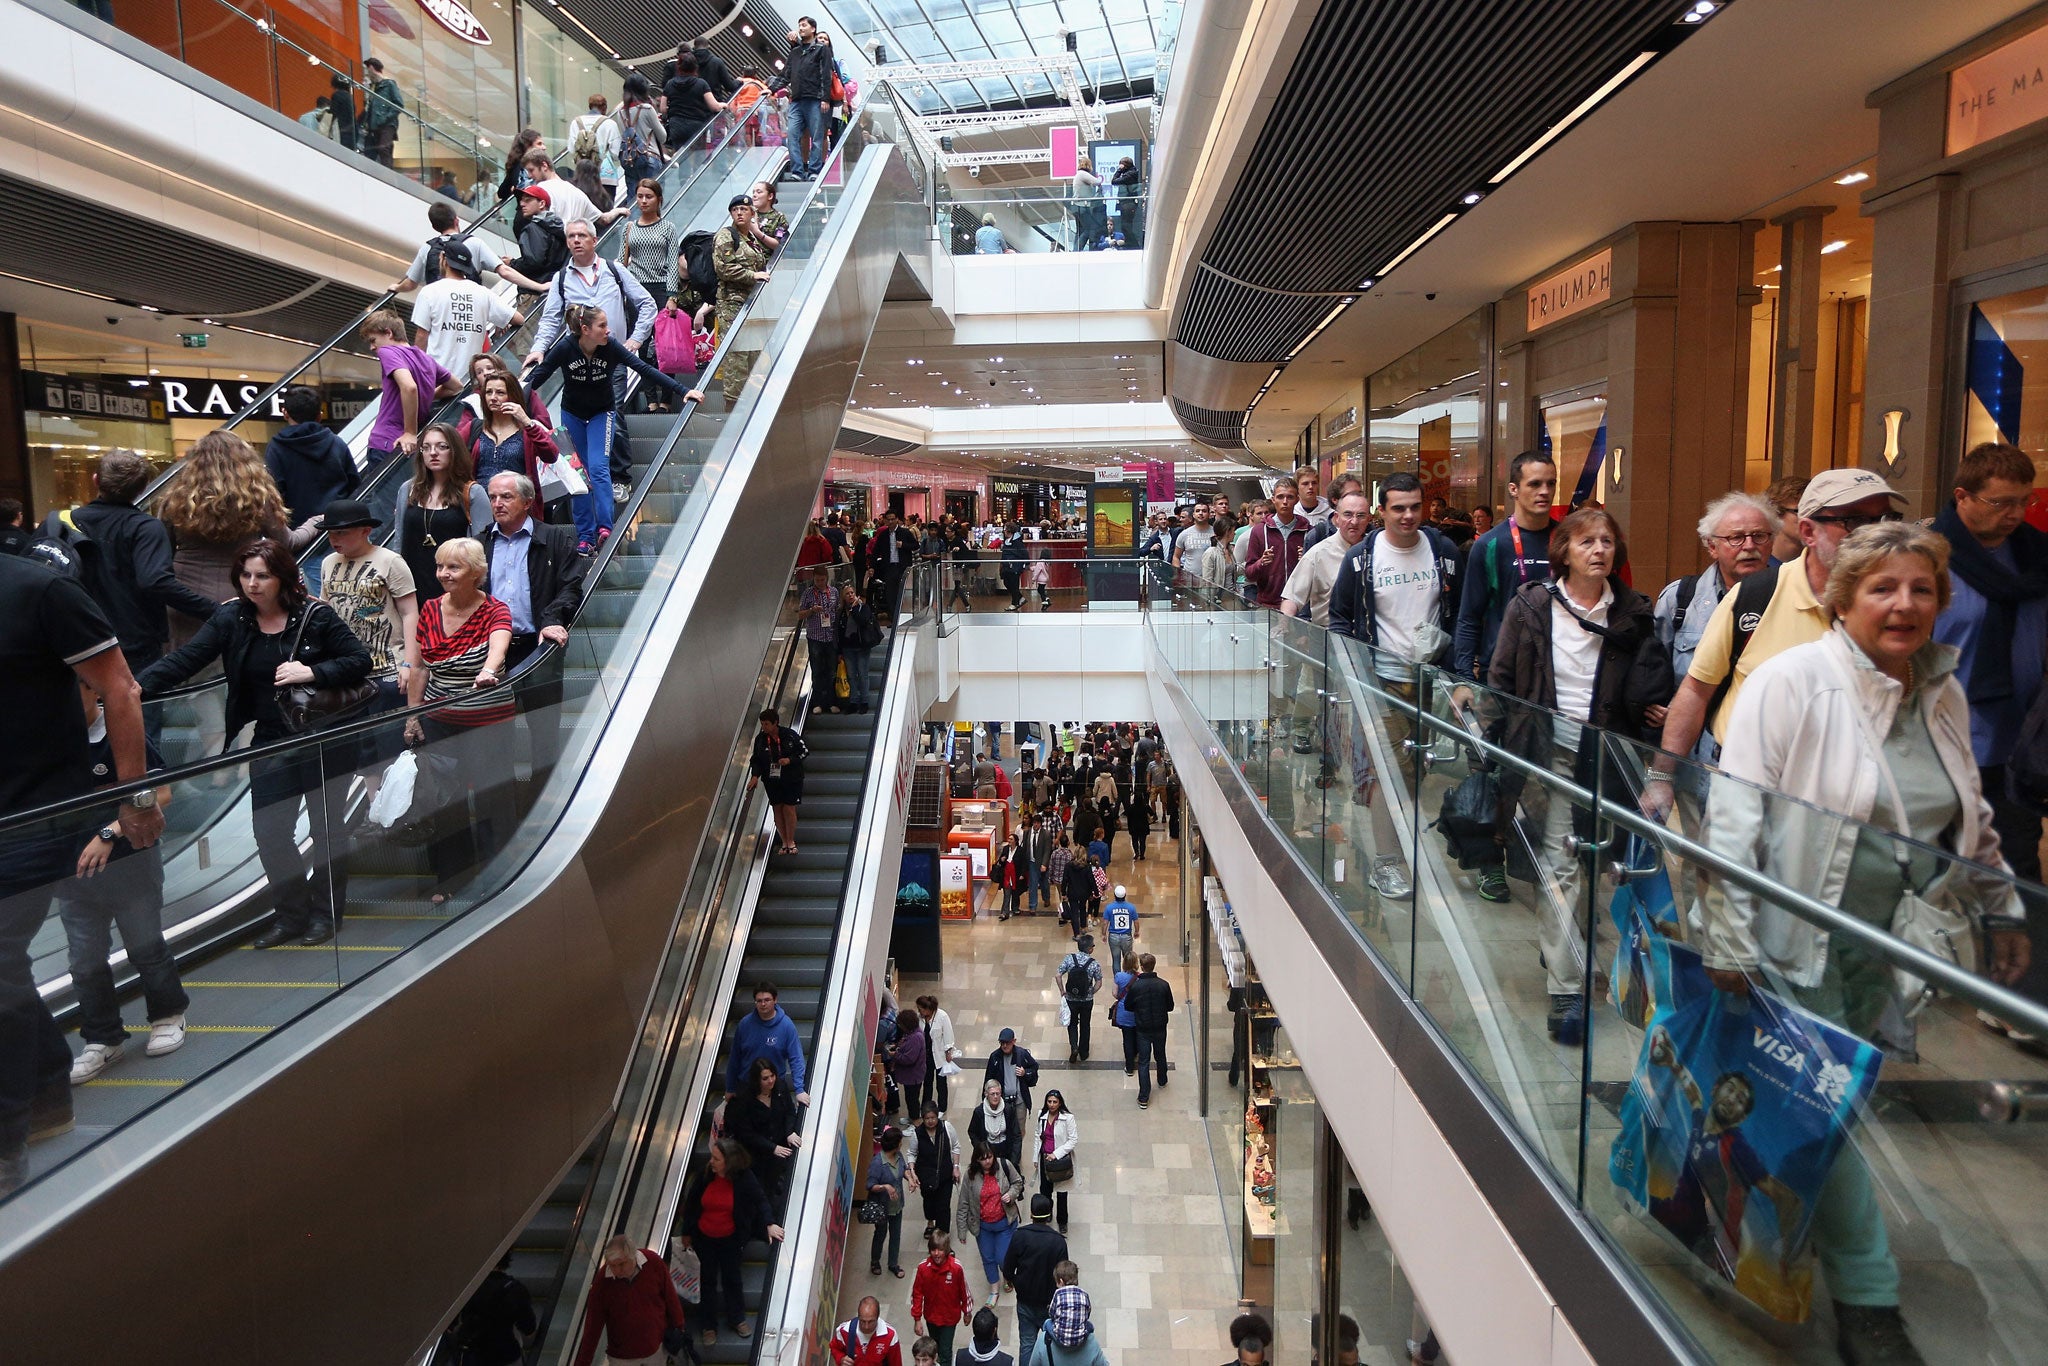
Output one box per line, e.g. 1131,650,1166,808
1526,248,1612,332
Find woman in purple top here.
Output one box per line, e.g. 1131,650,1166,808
362,309,457,469
886,1007,929,1119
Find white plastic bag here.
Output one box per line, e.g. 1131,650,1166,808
367,751,417,828
1058,1000,1072,1029
538,454,588,501
669,1238,702,1304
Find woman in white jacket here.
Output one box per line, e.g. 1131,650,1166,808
917,994,960,1111
1033,1088,1078,1234
1703,520,2027,1362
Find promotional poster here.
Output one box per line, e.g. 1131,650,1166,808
1609,932,1883,1322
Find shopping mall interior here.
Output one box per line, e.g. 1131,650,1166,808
6,0,2048,1362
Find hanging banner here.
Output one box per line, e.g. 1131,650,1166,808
1050,126,1080,179
1608,932,1883,1323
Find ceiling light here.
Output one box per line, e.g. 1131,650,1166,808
1821,239,1849,254
149,367,160,375
1490,51,1658,184
1836,171,1870,186
1460,191,1484,206
741,23,754,36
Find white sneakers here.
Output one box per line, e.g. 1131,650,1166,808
146,1014,187,1057
69,1042,122,1084
69,1015,187,1084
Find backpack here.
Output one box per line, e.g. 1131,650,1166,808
571,115,601,167
31,509,103,594
1703,563,1779,734
1061,954,1099,1001
551,257,646,337
653,306,697,375
680,230,719,300
520,212,569,278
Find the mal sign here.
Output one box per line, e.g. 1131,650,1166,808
1947,23,2048,154
1526,248,1613,332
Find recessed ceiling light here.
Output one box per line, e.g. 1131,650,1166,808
1836,171,1870,186
1821,239,1849,255
1460,191,1484,206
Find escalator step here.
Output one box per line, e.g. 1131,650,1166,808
745,925,836,955
760,872,845,898
520,1203,578,1248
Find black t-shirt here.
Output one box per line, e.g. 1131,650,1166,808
244,626,292,730
0,554,119,815
663,76,714,135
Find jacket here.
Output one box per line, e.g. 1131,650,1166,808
725,1084,800,1175
724,1003,809,1094
966,1096,1025,1161
1000,1223,1069,1307
678,1165,773,1243
782,36,838,101
1703,626,2020,987
483,519,587,632
1484,579,1669,800
983,1043,1040,1113
264,421,360,527
1454,518,1556,678
1122,970,1175,1031
911,1253,972,1327
512,209,568,282
68,499,222,652
137,598,370,740
749,724,809,786
458,404,559,492
953,1156,1025,1245
1326,526,1463,651
905,1118,959,1189
1035,1111,1077,1182
830,1316,904,1366
693,46,736,99
1035,1336,1110,1366
1242,514,1310,608
886,1023,927,1087
1061,857,1095,908
571,1247,685,1366
164,522,292,647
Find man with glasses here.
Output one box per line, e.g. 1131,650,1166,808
1934,442,2048,1020
1646,468,1906,817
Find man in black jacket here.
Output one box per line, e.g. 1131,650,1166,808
867,511,918,621
1000,1195,1067,1357
265,386,359,528
62,450,221,676
1122,953,1175,1108
983,1028,1039,1116
483,474,586,782
693,38,737,100
780,17,837,179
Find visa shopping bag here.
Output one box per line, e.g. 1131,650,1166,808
1606,835,1680,1030
1608,932,1882,1323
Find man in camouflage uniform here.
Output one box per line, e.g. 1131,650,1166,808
713,194,771,404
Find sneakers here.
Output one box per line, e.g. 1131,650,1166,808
70,1041,123,1084
612,478,633,506
146,1014,187,1058
1475,866,1510,902
1547,994,1585,1047
1835,1303,1925,1365
1370,856,1412,898
987,1283,1002,1307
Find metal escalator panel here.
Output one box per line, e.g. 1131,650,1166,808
0,99,923,1364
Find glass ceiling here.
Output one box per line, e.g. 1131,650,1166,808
817,0,1163,112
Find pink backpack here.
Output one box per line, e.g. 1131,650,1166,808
653,306,696,375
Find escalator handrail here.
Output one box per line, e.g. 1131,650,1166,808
0,105,868,837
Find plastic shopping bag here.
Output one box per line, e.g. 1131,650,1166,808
653,306,696,375
367,751,417,829
1606,836,1681,1029
668,1238,702,1304
1608,932,1882,1323
538,453,588,502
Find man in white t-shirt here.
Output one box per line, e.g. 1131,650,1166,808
409,243,522,376
521,148,622,229
1171,504,1217,579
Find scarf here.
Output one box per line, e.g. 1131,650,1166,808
981,1097,1008,1144
1933,503,2048,705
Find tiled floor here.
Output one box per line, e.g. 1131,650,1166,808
830,817,1242,1366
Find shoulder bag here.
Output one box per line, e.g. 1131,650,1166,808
277,606,378,735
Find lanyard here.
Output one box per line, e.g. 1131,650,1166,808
1508,520,1536,586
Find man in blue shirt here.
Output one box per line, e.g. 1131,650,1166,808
1102,886,1139,969
725,980,810,1104
482,475,585,779
1452,452,1556,680
1933,441,2048,1005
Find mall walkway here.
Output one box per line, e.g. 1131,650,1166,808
833,824,1242,1364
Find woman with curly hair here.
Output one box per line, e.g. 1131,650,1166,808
497,127,544,201
394,421,491,603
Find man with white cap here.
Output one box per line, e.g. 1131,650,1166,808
1102,886,1138,969
1646,467,1907,814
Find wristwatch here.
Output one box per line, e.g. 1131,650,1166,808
126,787,159,810
98,824,119,844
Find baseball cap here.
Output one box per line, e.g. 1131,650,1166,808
1113,885,1126,899
439,241,481,282
322,498,377,530
1798,468,1906,519
998,1027,1016,1042
516,185,549,204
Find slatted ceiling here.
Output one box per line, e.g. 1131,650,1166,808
0,171,381,345
563,0,798,82
1177,0,1686,362
1173,397,1249,451
835,427,924,456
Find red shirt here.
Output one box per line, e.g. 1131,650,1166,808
911,1253,970,1326
698,1175,737,1238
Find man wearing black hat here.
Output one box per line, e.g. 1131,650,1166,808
482,473,585,783
411,240,522,377
712,194,771,404
319,497,418,715
999,1195,1067,1362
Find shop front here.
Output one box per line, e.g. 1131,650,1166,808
1364,311,1491,517
820,455,988,527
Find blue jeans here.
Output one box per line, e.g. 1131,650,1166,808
59,845,186,1047
1025,859,1045,910
787,98,827,175
976,1217,1012,1284
0,831,79,1148
560,408,615,548
844,645,871,710
1016,1301,1048,1366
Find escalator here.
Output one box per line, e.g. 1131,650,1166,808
0,92,932,1364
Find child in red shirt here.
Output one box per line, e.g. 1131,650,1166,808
909,1231,972,1362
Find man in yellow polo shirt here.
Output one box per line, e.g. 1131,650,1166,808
1645,467,1907,816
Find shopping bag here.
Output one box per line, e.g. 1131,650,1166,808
1607,932,1882,1323
834,658,851,699
1433,767,1500,871
538,453,588,501
653,306,696,375
1058,1000,1072,1029
367,751,417,829
668,1238,702,1304
1606,836,1681,1029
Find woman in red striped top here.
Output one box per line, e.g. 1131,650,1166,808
403,537,516,900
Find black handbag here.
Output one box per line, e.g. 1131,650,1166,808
1433,767,1501,871
1042,1153,1073,1181
276,606,377,735
855,1197,888,1225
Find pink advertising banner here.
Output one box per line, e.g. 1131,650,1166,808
1050,126,1081,179
1145,461,1175,503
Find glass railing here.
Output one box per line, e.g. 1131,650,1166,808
0,95,900,1208
1146,567,2048,1363
939,189,1148,253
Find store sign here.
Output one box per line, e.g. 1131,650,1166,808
1526,248,1613,332
417,0,492,46
26,371,166,423
1322,405,1359,441
1093,466,1132,483
24,371,376,426
1947,23,2048,154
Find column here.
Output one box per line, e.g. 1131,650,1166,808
1861,175,1956,512
1769,206,1833,480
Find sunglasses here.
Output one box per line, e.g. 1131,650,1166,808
1808,511,1904,530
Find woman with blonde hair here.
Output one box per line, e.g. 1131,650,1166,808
394,421,490,603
